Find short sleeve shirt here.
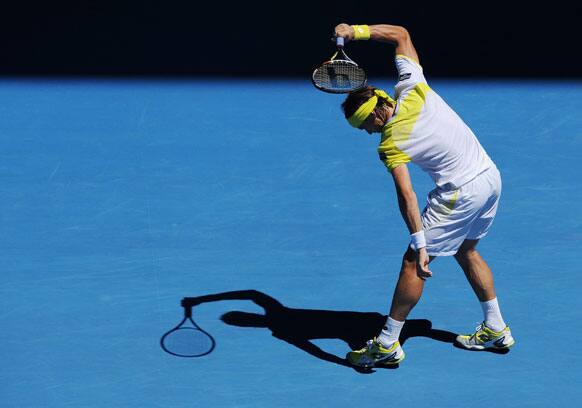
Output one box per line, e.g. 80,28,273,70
378,55,494,189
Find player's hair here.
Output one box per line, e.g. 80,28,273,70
341,85,390,119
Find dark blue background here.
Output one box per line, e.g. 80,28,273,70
1,1,580,77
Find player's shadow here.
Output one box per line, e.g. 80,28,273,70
182,290,461,372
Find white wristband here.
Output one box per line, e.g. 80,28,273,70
410,231,426,250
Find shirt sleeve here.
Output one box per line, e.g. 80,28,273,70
394,55,426,96
378,143,412,172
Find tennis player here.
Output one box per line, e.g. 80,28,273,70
334,23,515,368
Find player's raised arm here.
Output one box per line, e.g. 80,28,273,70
334,23,419,64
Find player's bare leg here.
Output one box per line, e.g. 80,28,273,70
454,239,495,302
389,246,429,321
454,239,515,350
378,248,434,346
346,247,430,367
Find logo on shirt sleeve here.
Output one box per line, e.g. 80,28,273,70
398,73,412,81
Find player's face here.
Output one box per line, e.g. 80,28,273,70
359,112,384,134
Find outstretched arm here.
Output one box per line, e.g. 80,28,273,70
182,290,284,311
391,164,432,280
334,23,419,64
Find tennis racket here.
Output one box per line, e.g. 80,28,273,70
160,298,216,358
312,37,367,94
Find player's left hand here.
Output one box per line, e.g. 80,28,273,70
416,248,432,280
334,23,354,41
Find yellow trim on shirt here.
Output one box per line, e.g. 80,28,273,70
378,82,431,171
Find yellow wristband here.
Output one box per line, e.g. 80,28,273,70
352,25,370,40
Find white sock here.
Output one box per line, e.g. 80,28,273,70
377,316,405,347
480,297,506,332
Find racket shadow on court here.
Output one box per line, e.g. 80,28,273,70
161,289,466,372
160,298,216,358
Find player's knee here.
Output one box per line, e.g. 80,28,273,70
455,247,479,264
401,246,417,273
403,245,416,263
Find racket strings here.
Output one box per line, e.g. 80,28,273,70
161,327,215,357
313,61,366,92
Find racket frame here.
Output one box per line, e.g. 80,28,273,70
160,301,216,358
311,37,367,94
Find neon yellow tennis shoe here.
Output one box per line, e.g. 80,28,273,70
456,322,515,350
346,338,405,368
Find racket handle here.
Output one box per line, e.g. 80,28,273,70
336,36,345,48
181,298,194,317
183,304,193,318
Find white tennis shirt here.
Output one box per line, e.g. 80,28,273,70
378,55,495,189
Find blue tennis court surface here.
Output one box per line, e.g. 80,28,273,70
1,78,581,406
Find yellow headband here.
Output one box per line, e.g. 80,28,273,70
347,89,394,128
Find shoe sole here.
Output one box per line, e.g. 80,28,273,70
347,353,405,368
456,338,515,351
376,354,405,367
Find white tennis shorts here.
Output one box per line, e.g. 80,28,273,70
420,167,502,257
